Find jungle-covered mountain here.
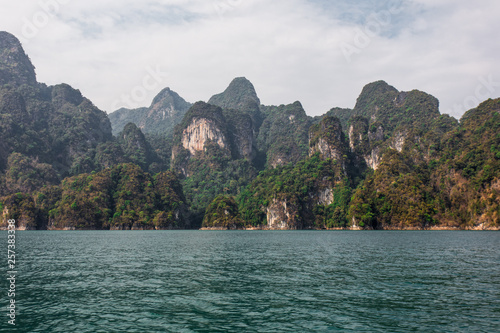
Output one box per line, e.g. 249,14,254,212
0,31,498,230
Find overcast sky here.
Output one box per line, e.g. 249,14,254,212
0,0,498,118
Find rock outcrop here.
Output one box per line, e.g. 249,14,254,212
265,198,301,230
202,195,243,230
171,102,231,175
309,116,346,160
309,116,348,174
181,117,228,154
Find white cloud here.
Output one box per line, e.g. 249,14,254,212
0,0,498,118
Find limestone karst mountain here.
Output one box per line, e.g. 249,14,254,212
109,87,192,136
0,31,498,230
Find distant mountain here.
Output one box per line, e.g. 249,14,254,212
108,107,147,136
109,87,192,136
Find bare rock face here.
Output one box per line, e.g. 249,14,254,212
181,118,228,155
316,188,334,206
171,102,231,175
364,146,382,170
347,116,384,170
310,137,341,161
265,198,301,230
390,131,406,153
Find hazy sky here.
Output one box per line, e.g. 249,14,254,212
0,0,498,118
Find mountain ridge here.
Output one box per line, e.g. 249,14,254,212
0,31,498,231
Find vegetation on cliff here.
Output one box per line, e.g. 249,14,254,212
1,164,188,230
202,195,243,229
1,31,499,230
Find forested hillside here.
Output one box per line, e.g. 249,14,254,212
1,31,498,230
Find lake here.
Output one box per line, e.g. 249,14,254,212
1,231,499,332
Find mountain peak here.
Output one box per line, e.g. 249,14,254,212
208,77,260,110
0,31,37,86
150,87,189,109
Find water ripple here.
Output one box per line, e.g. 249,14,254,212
0,231,498,332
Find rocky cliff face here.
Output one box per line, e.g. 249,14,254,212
389,131,407,153
341,81,442,171
348,116,369,153
309,116,348,174
265,198,301,230
224,110,256,160
171,102,231,175
181,117,228,154
364,147,382,170
309,116,346,161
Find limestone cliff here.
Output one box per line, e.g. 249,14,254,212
265,198,302,230
171,102,231,175
309,116,346,161
181,117,228,155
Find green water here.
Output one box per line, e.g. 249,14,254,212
1,231,499,332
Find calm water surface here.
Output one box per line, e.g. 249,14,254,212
1,231,499,332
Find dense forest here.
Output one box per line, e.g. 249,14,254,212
1,31,499,230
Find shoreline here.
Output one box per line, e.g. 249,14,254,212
2,226,499,231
